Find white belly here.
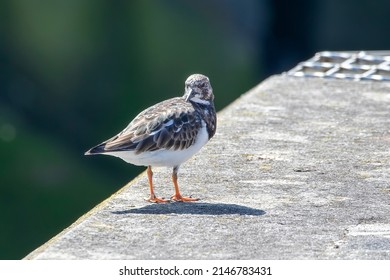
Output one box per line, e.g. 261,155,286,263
103,125,209,167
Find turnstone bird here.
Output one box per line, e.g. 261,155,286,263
85,74,216,203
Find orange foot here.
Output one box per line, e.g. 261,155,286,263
171,194,199,202
146,194,170,203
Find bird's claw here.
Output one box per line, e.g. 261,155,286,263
170,194,199,202
145,195,170,203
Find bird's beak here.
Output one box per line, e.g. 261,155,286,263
185,88,193,102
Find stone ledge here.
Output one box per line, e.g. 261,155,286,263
25,75,390,259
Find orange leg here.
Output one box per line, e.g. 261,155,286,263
171,166,199,202
145,166,169,203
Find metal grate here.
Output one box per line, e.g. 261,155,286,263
287,51,390,81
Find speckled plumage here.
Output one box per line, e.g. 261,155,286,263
85,74,216,202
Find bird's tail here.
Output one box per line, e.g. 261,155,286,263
84,143,107,155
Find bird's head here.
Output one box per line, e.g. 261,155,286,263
183,74,214,105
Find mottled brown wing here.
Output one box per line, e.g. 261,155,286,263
95,97,202,154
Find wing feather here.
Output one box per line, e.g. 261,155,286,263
89,97,202,154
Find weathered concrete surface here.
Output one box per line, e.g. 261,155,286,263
25,75,390,259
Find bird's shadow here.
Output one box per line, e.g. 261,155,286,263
111,202,265,216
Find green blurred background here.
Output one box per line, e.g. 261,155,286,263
1,0,390,259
